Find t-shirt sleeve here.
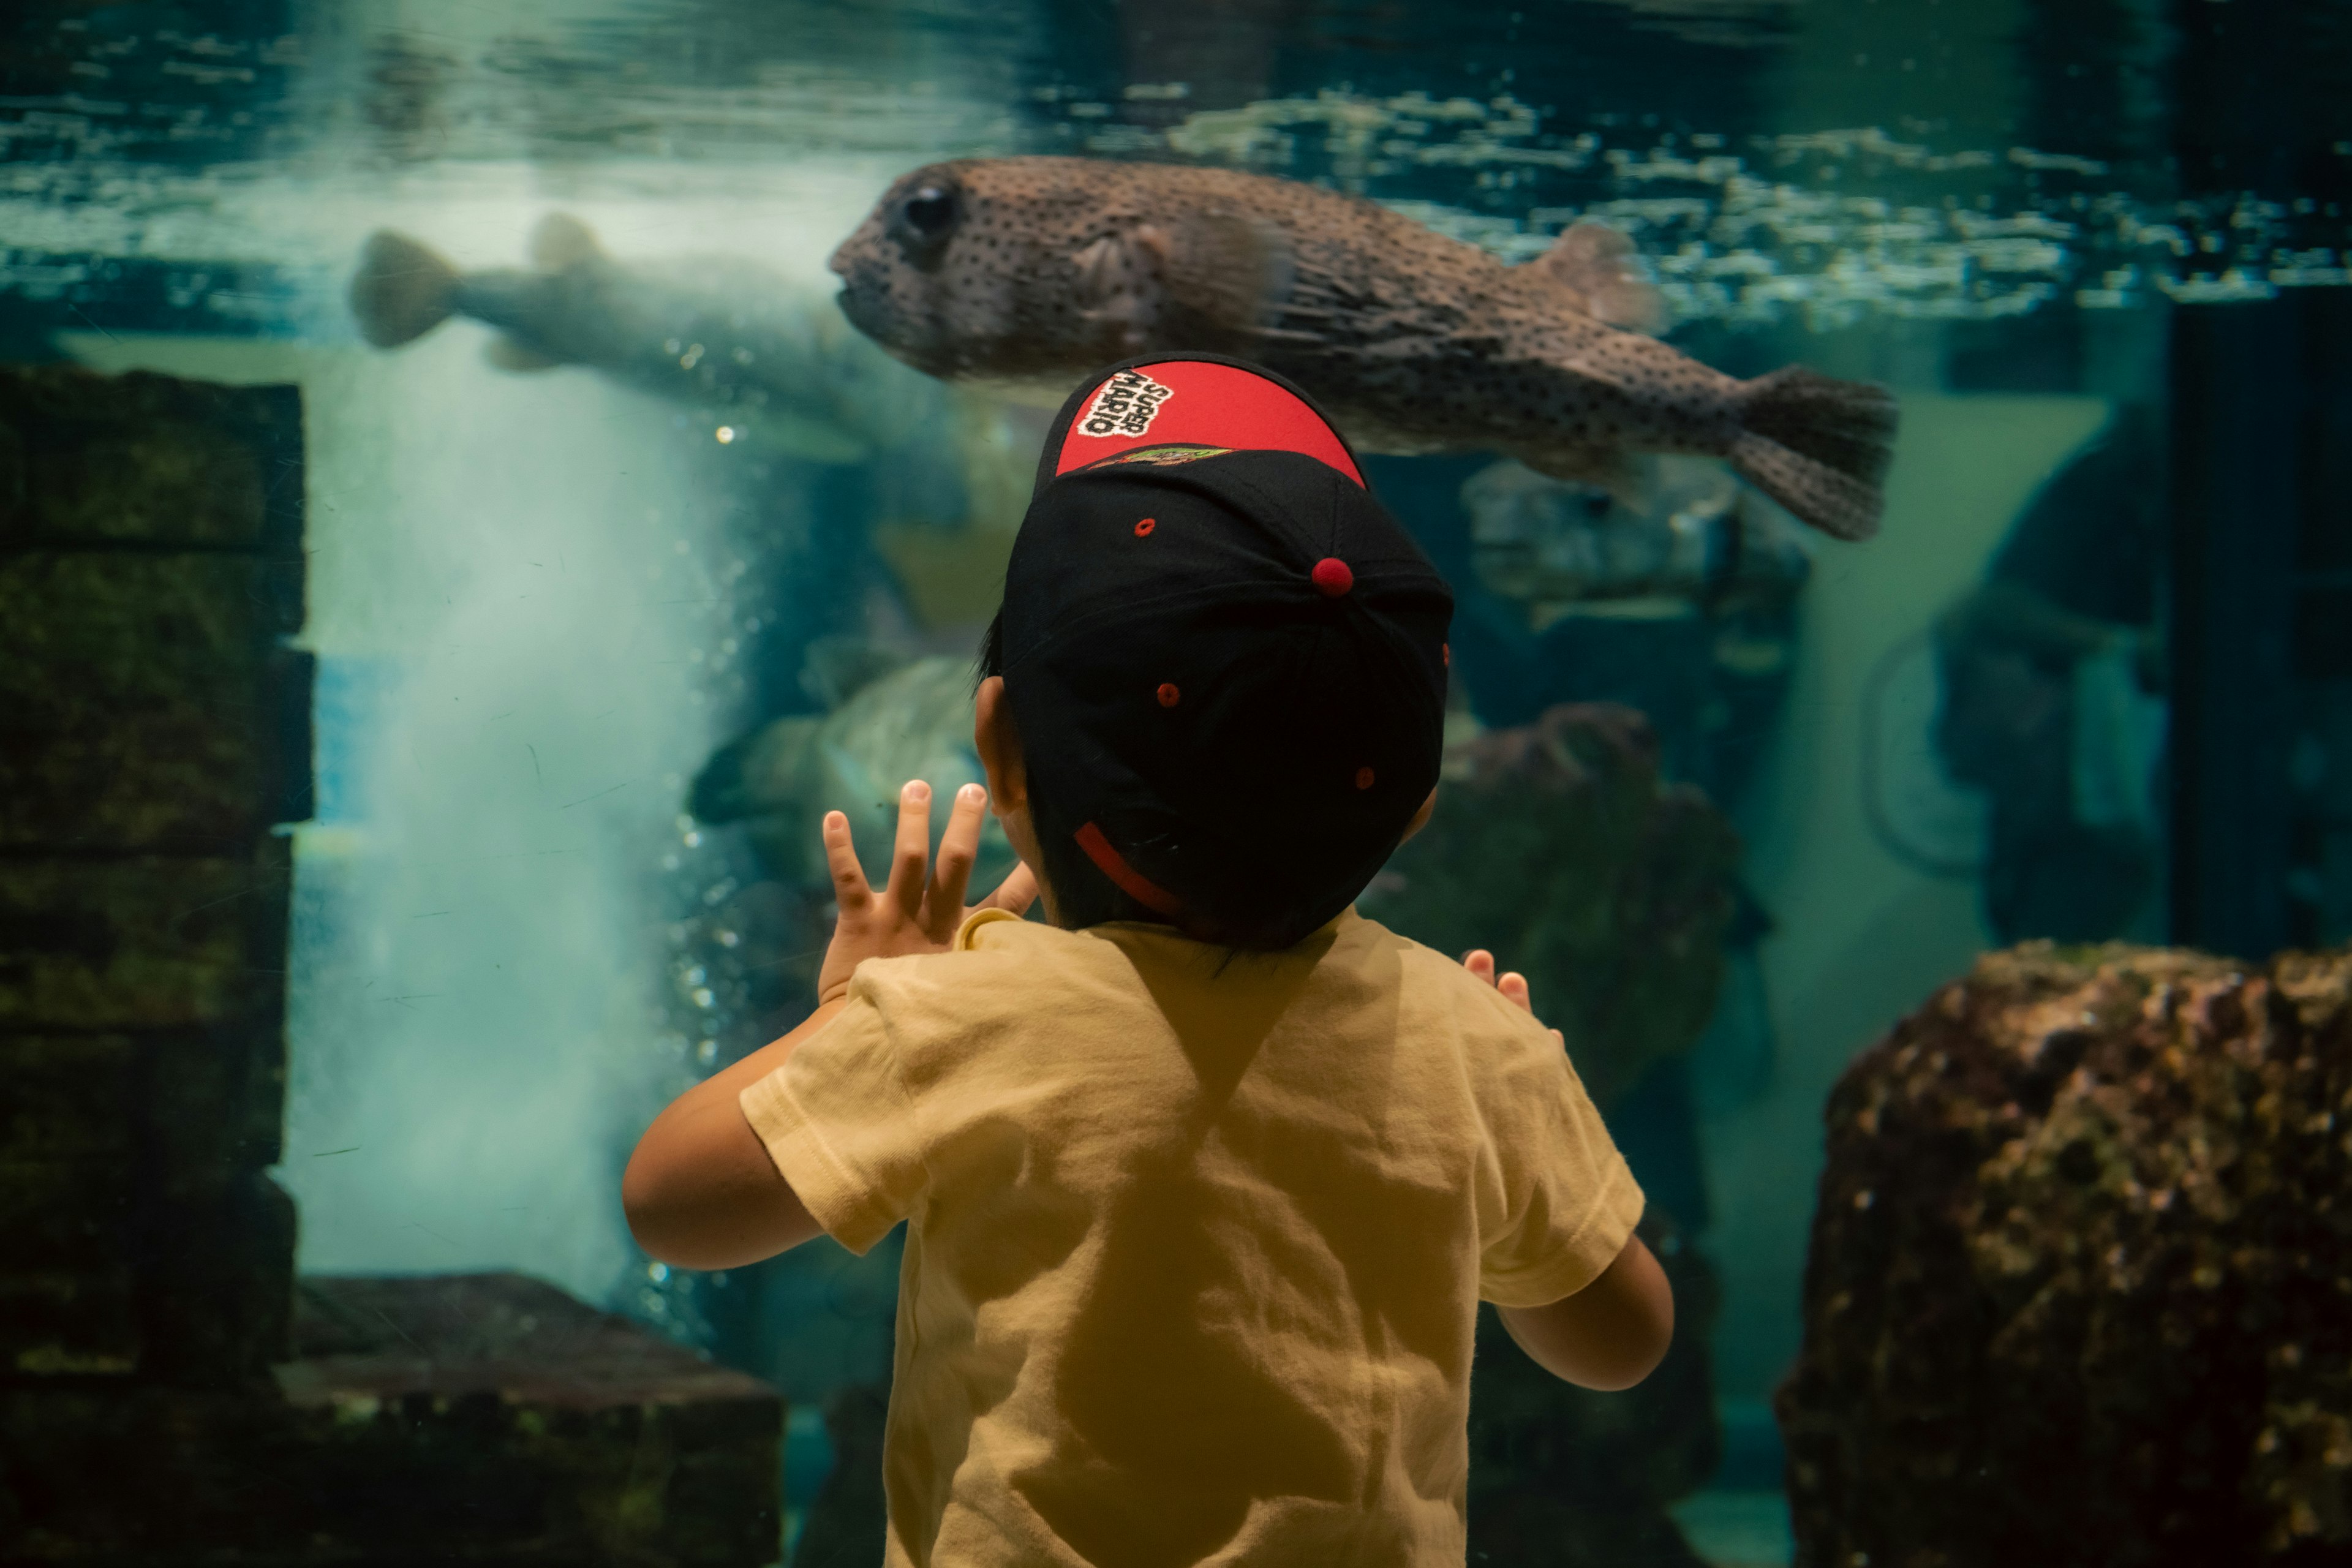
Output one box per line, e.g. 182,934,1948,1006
1473,999,1646,1308
738,979,929,1256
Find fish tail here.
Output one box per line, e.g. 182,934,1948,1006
349,230,461,349
1728,366,1900,541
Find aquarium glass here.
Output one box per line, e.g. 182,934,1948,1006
5,1,2349,1564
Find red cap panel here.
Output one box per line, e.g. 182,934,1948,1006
1054,359,1364,486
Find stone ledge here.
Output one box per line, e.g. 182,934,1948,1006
1,1272,785,1567
1,1168,292,1382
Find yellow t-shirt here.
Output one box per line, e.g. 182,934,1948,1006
740,905,1642,1567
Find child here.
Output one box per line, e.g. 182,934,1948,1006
624,355,1673,1565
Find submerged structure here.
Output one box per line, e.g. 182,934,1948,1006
1781,942,2352,1566
0,364,783,1566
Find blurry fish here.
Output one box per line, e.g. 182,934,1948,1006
349,214,943,462
828,159,1899,540
688,644,1016,893
1461,456,1812,616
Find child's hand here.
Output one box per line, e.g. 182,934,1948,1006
815,780,1039,1005
1462,948,1565,1047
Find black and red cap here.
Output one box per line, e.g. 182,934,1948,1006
1001,353,1454,946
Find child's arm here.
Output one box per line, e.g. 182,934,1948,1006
624,780,1036,1270
1497,1233,1675,1390
622,998,846,1271
1462,948,1676,1390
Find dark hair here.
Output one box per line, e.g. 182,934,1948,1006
976,612,1165,934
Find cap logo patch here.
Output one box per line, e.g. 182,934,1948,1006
1077,368,1177,439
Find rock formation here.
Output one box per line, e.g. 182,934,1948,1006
0,364,783,1566
1779,942,2352,1566
1362,701,1741,1110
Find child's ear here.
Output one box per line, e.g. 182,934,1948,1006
1400,787,1438,844
973,676,1028,813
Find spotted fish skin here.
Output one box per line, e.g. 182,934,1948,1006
829,157,1898,540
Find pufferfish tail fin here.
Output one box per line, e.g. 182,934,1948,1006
1525,221,1665,334
1728,366,1901,541
349,230,461,349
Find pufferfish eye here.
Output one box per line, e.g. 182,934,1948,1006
901,186,959,238
888,183,962,267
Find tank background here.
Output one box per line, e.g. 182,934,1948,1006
17,0,2345,1563
32,160,2108,1568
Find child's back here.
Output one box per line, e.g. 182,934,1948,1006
627,355,1667,1567
750,908,1637,1562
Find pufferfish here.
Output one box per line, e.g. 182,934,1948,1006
828,157,1899,541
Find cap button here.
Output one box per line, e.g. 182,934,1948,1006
1311,557,1354,597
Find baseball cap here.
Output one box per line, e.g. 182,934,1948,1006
999,353,1454,947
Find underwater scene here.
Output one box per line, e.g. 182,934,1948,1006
4,0,2351,1563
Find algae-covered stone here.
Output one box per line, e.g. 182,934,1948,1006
0,363,305,1395
1779,943,2352,1566
1,1273,784,1566
0,1167,292,1384
0,556,311,851
0,364,308,851
0,366,302,551
0,840,292,1031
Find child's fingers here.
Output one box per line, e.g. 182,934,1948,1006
885,780,933,918
820,810,872,913
977,861,1040,917
1498,971,1534,1014
1463,949,1496,986
926,783,987,936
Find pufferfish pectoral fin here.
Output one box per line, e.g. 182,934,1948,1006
1158,211,1297,342
1071,215,1294,352
1525,220,1665,334
529,211,605,271
1071,230,1166,352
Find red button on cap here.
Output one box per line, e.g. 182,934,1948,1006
1311,557,1354,596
